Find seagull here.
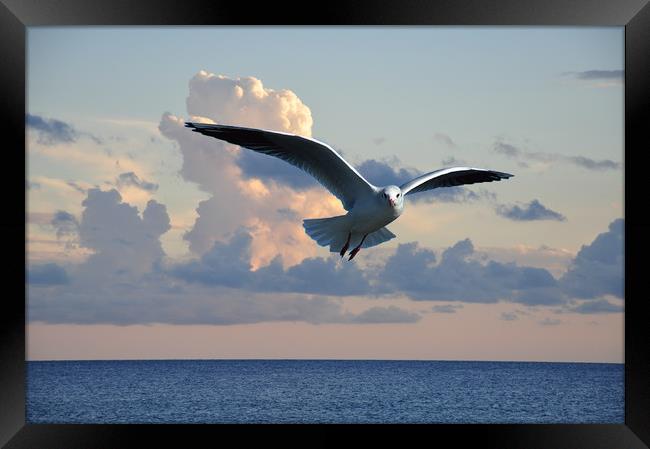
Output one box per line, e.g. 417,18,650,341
185,122,513,261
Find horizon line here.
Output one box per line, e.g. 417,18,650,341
26,357,624,365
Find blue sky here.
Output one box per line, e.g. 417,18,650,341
26,27,624,361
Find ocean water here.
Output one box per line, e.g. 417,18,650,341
27,360,624,424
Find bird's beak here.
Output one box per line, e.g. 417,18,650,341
389,198,395,207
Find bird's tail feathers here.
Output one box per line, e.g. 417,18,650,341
303,216,396,252
303,215,350,253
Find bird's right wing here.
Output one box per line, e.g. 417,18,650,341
186,122,375,211
400,166,513,196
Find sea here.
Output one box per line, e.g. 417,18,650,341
26,360,624,424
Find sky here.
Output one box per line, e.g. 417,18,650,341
26,27,624,362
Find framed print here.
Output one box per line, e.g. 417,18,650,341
3,0,650,447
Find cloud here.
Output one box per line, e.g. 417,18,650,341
512,287,567,306
565,156,620,171
159,72,341,268
183,71,315,191
28,189,418,326
159,112,253,248
237,149,317,190
355,158,420,187
51,210,78,228
348,306,421,323
559,219,624,299
27,263,69,285
26,113,101,146
169,229,254,288
66,181,88,195
29,283,340,325
478,244,574,278
564,70,624,81
29,279,418,326
567,299,624,314
441,156,467,166
73,188,171,283
51,210,79,244
425,187,492,204
432,304,463,313
372,137,386,145
115,172,159,192
375,239,566,305
186,71,313,134
171,229,371,296
500,312,518,321
492,141,620,171
31,189,333,325
261,256,370,296
376,241,436,295
496,199,566,222
28,183,624,324
493,142,521,158
27,114,78,145
433,133,457,149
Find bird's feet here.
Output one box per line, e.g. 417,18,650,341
348,247,361,261
340,243,349,258
339,232,351,258
347,234,367,261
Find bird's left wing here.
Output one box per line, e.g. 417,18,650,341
400,167,513,196
186,123,375,211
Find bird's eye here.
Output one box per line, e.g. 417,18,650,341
397,193,400,197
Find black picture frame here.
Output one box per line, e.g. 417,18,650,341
3,0,649,447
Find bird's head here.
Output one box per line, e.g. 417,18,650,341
381,185,403,209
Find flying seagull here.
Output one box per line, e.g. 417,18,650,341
185,122,513,260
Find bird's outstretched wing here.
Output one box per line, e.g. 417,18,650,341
400,166,513,196
186,123,375,211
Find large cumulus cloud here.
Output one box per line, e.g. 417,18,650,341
186,71,313,134
182,70,315,191
159,72,343,268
